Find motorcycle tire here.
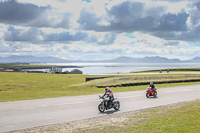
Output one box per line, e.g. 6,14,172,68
153,91,157,98
98,104,105,113
146,93,150,98
114,101,120,110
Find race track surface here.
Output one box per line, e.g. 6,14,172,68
0,84,200,132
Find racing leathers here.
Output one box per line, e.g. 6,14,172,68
102,90,114,108
149,84,156,93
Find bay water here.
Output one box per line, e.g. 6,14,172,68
33,63,200,75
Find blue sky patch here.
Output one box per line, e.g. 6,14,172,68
82,0,91,3
188,42,200,46
125,33,135,38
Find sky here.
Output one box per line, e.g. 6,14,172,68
0,0,200,61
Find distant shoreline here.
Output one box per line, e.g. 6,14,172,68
0,64,83,69
1,63,200,75
0,64,83,73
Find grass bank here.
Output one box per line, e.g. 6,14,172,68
0,72,200,102
86,73,200,86
79,100,200,133
133,68,200,73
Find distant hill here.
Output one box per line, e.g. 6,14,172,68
0,55,70,63
184,57,200,63
140,56,181,63
99,56,140,63
0,55,199,63
99,56,181,63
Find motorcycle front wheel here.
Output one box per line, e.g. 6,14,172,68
153,91,157,98
114,101,120,110
98,104,105,113
146,93,150,98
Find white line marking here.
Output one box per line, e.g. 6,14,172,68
22,106,35,110
57,100,99,106
39,105,47,107
55,96,143,106
37,96,143,107
5,125,14,128
46,117,53,120
181,89,194,92
118,95,143,99
164,89,194,93
165,91,177,93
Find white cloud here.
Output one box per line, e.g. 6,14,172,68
0,0,200,60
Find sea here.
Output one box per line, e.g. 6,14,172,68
30,63,200,75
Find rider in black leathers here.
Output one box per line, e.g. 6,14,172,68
149,82,156,93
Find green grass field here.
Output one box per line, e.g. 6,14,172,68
133,68,200,73
0,72,200,102
81,100,200,133
87,73,200,86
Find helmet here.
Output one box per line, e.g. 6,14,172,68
105,87,110,92
150,82,153,85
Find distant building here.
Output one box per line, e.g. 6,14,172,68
50,66,62,73
13,68,22,72
70,69,83,74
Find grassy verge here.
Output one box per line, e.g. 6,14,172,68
0,72,87,101
86,73,200,86
81,100,200,133
0,72,200,102
132,68,200,73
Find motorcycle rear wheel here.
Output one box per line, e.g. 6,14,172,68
98,104,105,113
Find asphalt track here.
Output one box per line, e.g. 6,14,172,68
0,84,200,132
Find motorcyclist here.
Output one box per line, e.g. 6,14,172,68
102,87,114,108
149,82,156,93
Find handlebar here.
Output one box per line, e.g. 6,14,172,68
99,95,117,100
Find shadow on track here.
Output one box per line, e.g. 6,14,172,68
99,110,120,115
148,96,158,99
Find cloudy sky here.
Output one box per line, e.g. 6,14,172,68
0,0,200,60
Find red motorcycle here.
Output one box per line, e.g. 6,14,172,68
146,87,157,98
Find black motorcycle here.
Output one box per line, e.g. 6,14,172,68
98,95,120,113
